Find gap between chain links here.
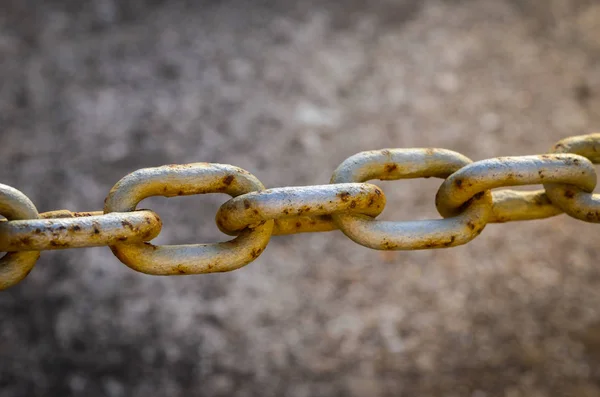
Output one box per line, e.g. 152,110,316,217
0,133,598,289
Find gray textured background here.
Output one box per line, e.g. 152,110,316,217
1,0,600,396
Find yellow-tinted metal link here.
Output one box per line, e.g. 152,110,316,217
329,148,492,250
104,163,273,276
544,134,600,222
216,183,386,236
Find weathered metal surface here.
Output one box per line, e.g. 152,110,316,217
436,154,597,218
489,190,563,223
104,163,274,275
544,134,600,222
552,133,600,163
2,133,600,289
0,184,40,290
216,183,386,236
330,148,493,250
0,210,162,252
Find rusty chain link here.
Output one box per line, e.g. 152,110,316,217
1,133,599,289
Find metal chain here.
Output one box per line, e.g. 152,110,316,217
1,133,599,289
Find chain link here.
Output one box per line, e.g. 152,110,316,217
544,134,600,222
330,148,492,249
1,133,598,289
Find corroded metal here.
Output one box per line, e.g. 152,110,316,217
436,154,597,219
552,133,600,163
489,190,562,223
2,133,600,289
544,134,600,222
330,148,493,250
0,210,162,252
104,163,273,275
216,183,386,236
0,184,40,290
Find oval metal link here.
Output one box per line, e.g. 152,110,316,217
0,210,162,252
104,163,273,275
0,184,40,290
216,183,386,236
436,154,597,219
544,134,600,222
330,149,493,250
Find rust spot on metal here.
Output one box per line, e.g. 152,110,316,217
338,191,351,202
296,222,302,228
283,209,290,215
350,200,357,209
118,236,128,241
538,170,544,179
244,199,251,209
455,179,463,188
368,198,375,206
73,212,95,217
143,242,158,250
473,191,484,200
163,186,168,193
250,247,263,259
223,175,235,186
93,227,100,234
296,206,311,215
72,225,81,231
318,214,333,222
467,221,475,230
121,220,133,229
177,190,184,196
564,189,575,199
58,226,66,231
444,236,456,247
35,228,41,234
384,163,398,173
253,209,259,215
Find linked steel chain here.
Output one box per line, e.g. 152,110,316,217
1,133,599,289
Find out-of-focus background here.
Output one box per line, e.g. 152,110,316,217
1,0,600,396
